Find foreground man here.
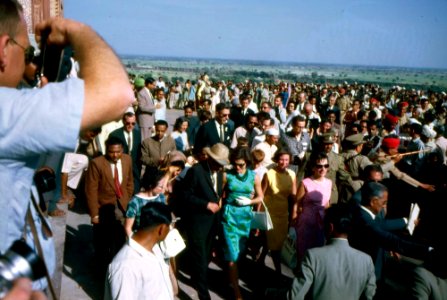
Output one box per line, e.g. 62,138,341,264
105,202,174,300
0,0,133,292
289,204,376,300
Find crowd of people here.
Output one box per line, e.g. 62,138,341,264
79,72,447,299
1,1,447,299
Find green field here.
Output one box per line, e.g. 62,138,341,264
122,56,447,91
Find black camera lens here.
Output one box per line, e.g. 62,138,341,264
0,240,46,297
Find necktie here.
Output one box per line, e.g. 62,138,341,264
114,163,123,199
127,133,132,154
220,124,225,142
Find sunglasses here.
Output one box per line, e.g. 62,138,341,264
125,122,136,125
10,38,35,65
234,162,246,168
316,164,330,169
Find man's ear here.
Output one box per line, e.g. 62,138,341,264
0,35,10,70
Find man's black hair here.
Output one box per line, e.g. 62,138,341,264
138,202,172,231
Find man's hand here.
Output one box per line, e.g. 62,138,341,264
206,202,220,214
420,183,435,192
34,18,85,47
91,215,99,225
3,278,47,300
391,154,402,163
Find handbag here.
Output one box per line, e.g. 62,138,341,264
159,228,186,258
281,228,298,269
250,200,273,231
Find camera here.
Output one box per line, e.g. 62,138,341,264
35,30,73,82
0,240,46,298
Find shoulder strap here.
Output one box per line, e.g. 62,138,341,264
26,206,58,300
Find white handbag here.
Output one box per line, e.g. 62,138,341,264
159,228,186,258
250,201,273,231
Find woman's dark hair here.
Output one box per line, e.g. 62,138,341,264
230,147,252,167
141,169,166,191
138,202,172,230
174,117,189,131
170,160,185,170
273,149,292,163
310,152,328,168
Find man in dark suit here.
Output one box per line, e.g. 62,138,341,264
195,103,234,152
109,112,142,193
181,143,229,300
230,93,255,128
349,182,430,281
289,204,376,300
85,136,134,271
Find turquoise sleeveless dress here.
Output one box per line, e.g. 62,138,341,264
222,169,255,262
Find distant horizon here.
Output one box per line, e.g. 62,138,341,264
65,1,447,70
120,53,447,72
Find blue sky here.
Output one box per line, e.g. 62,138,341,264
64,0,447,69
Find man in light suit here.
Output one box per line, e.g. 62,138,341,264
288,204,376,300
195,103,234,152
136,77,156,140
85,136,134,272
109,112,142,193
411,246,447,300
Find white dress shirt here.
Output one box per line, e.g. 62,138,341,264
104,238,173,300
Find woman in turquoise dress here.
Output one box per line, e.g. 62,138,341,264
124,170,166,237
222,147,263,300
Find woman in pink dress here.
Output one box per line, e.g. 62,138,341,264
292,152,332,262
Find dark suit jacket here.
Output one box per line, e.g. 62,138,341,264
230,106,255,128
349,205,429,279
181,161,223,235
194,119,233,152
109,127,142,192
85,154,134,219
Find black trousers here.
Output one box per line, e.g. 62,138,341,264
92,203,126,273
184,213,219,300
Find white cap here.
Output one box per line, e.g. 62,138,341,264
266,128,279,136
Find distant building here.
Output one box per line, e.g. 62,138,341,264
18,0,63,34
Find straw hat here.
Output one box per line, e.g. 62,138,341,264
203,143,230,166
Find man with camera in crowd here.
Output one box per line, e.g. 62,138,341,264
0,0,133,296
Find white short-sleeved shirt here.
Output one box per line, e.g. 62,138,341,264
105,239,174,300
0,78,84,288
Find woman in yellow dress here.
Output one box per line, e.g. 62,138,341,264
261,149,296,275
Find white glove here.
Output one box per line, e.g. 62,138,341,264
235,196,252,206
298,151,305,159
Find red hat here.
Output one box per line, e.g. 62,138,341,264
382,136,400,149
370,98,379,104
385,114,399,125
397,101,409,109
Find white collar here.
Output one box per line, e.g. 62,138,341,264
360,205,376,220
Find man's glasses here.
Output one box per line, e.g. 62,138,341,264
125,122,136,126
9,38,35,65
316,164,330,169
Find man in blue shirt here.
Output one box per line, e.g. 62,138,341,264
0,0,133,291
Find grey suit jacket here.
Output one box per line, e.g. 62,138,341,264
288,239,376,300
411,267,447,300
137,87,155,127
